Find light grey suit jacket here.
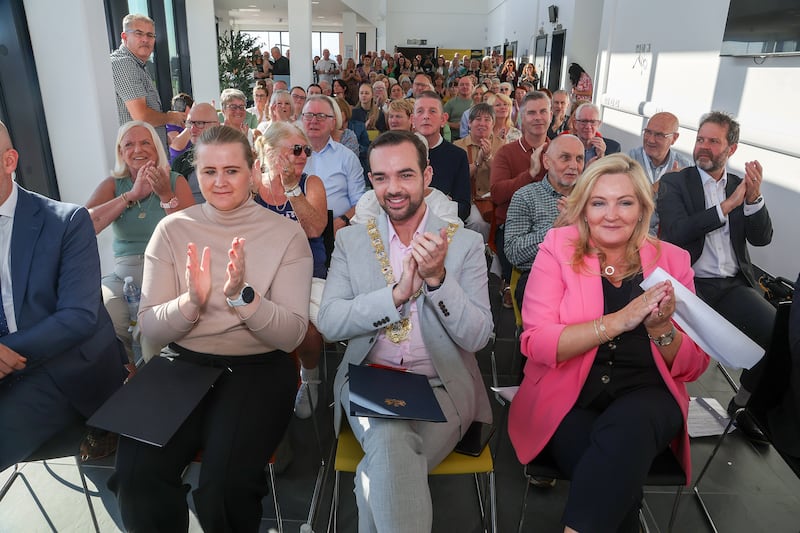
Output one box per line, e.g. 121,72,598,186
318,212,493,436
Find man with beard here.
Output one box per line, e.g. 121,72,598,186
504,134,585,305
318,130,492,533
657,111,774,444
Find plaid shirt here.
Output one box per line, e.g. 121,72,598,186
110,44,166,148
504,176,563,271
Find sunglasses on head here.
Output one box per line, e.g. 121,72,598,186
291,144,312,157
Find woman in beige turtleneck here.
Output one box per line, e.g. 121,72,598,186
109,125,313,532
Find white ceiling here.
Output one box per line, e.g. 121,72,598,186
215,0,370,28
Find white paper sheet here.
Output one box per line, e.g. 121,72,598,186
640,267,764,369
490,386,519,402
688,397,735,438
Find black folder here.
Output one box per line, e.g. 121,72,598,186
87,356,224,447
348,363,447,422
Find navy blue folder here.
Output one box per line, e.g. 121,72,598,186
348,363,447,422
87,356,224,447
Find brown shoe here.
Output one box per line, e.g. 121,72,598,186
502,286,513,309
80,429,119,462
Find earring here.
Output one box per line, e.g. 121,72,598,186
584,217,588,223
638,216,643,222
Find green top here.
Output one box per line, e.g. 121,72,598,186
112,171,180,257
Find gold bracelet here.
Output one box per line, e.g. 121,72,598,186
120,192,132,208
598,315,613,343
592,319,603,344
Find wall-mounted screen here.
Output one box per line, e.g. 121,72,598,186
721,0,800,57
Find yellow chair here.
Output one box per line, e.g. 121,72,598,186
509,267,523,329
327,425,497,533
367,129,380,141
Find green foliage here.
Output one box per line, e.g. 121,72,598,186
217,30,259,96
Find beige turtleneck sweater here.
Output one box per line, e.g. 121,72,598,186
139,199,313,356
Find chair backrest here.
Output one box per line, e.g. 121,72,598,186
747,300,800,476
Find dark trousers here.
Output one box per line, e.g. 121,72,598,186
515,269,531,311
495,224,512,282
695,275,776,391
0,369,83,470
548,386,682,533
109,351,296,533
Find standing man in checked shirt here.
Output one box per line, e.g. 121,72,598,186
504,134,585,307
110,14,185,150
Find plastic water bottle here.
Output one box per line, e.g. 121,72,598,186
122,276,142,362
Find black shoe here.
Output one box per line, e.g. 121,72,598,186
727,399,770,446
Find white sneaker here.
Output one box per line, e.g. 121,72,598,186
294,376,320,419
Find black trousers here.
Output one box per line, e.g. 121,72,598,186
109,350,296,533
495,224,512,282
548,386,683,533
695,275,776,391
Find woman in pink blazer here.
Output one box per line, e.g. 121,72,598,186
508,154,709,533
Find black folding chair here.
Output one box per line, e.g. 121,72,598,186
693,301,798,532
0,422,101,533
518,446,686,532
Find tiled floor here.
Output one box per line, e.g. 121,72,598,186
2,277,799,532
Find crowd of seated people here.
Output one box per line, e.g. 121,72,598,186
4,14,792,532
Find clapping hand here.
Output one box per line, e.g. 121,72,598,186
185,242,211,308
223,237,247,299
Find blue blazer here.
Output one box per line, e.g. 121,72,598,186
0,187,126,416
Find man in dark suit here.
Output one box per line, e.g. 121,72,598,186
573,102,621,167
657,111,774,443
0,121,127,469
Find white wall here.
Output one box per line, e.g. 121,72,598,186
386,0,486,50
24,0,119,275
596,0,800,278
187,0,220,103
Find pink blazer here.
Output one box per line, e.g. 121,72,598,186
508,225,709,482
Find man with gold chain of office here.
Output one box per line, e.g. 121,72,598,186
318,130,493,532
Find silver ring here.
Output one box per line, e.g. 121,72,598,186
658,311,663,317
643,294,648,304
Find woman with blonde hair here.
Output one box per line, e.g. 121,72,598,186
254,122,328,417
509,154,708,533
484,92,522,143
86,121,194,362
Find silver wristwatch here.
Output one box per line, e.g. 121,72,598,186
284,186,302,197
648,325,677,347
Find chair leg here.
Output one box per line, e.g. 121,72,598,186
472,472,486,529
716,361,740,393
74,458,101,533
488,471,497,533
326,470,341,533
517,467,531,533
692,416,735,533
0,463,22,501
667,485,683,533
267,462,283,533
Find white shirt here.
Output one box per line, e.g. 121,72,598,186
0,182,19,333
693,168,764,279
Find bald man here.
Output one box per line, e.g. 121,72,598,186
628,112,691,233
504,134,585,305
0,122,126,469
172,103,220,203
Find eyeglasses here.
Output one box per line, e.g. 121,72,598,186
186,120,217,129
224,104,246,111
289,144,313,157
301,112,334,121
642,129,675,140
291,94,307,101
126,29,156,40
575,119,601,127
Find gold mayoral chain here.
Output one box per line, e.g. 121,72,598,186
367,218,458,343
